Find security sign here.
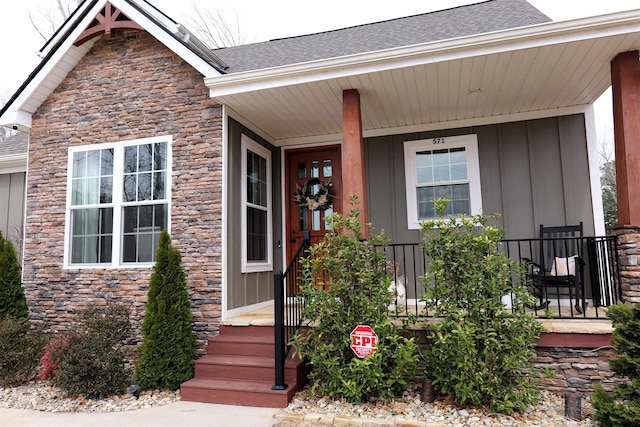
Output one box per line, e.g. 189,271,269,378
350,325,378,358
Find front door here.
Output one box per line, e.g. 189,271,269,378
286,145,342,264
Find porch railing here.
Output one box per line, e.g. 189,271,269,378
272,230,310,391
379,235,621,320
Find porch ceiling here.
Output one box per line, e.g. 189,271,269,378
209,12,640,146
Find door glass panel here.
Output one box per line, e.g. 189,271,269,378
324,207,333,230
298,206,308,231
311,161,319,178
323,160,332,177
297,163,306,179
312,209,321,231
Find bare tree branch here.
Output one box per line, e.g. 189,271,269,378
28,0,74,41
186,4,245,48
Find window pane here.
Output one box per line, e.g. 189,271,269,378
101,149,114,175
138,144,153,172
311,161,319,178
323,160,332,177
72,149,113,206
123,174,137,202
416,152,432,168
297,163,306,179
124,146,137,173
312,209,320,231
122,204,167,263
100,177,113,203
154,143,167,170
70,208,113,264
450,164,467,181
138,172,152,201
247,151,267,207
153,172,165,200
417,166,433,184
247,207,267,262
433,165,450,182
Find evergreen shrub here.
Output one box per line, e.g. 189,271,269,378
0,230,28,320
420,198,544,414
592,302,640,426
134,230,196,390
293,199,419,403
0,316,46,386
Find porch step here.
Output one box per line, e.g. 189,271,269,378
180,325,306,408
180,378,298,408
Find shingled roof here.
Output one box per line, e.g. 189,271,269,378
213,0,551,73
0,131,28,157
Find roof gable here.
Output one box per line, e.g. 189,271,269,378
0,0,226,130
214,0,551,73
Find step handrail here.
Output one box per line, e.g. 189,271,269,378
272,230,310,391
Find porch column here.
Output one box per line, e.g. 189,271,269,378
611,51,640,303
342,89,369,233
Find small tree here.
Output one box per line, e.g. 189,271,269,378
293,198,418,403
592,302,640,426
134,230,196,390
420,198,543,414
0,230,28,320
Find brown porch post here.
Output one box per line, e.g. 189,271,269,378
611,51,640,303
342,89,369,234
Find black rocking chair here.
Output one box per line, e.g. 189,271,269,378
524,222,586,314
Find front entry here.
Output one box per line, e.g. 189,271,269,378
286,145,342,264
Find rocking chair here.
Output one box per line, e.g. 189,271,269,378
525,222,586,314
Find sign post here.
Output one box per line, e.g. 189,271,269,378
350,325,378,358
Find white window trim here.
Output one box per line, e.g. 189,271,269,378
63,135,172,269
241,134,273,273
403,134,482,229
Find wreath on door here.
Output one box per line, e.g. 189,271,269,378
293,178,333,211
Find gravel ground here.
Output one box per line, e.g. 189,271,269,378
278,387,596,426
0,381,179,412
1,381,597,426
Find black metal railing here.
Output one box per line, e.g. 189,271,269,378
379,235,621,320
272,230,310,391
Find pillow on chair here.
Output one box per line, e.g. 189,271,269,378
549,256,577,276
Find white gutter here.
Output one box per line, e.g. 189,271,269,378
205,8,640,98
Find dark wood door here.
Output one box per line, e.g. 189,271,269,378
286,145,342,263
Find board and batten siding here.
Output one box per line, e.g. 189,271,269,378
226,118,283,312
0,172,26,251
365,114,594,243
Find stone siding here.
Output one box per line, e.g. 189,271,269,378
613,227,640,303
25,31,222,354
535,346,625,395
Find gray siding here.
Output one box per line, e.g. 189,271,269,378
0,172,26,256
226,118,283,311
365,114,594,243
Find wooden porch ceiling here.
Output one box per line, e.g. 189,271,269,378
211,30,640,145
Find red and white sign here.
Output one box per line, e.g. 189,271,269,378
350,325,378,358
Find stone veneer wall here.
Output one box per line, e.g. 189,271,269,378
613,227,640,304
535,345,624,395
25,31,222,355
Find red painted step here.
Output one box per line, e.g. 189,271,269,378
180,326,306,408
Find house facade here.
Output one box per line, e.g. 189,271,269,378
2,0,640,404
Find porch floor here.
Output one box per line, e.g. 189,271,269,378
223,303,613,335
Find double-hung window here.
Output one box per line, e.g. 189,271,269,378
66,136,171,267
404,134,482,229
241,134,272,273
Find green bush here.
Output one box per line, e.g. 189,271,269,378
0,316,46,386
592,302,640,426
49,305,131,399
293,199,419,403
134,230,196,390
420,198,543,414
0,230,28,320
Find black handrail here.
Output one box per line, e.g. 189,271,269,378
272,230,310,391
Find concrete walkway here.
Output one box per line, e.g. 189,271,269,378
0,401,278,427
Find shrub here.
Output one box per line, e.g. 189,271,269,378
134,230,196,390
0,316,46,386
0,230,28,320
592,302,640,426
293,199,419,403
420,198,543,414
48,305,131,399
